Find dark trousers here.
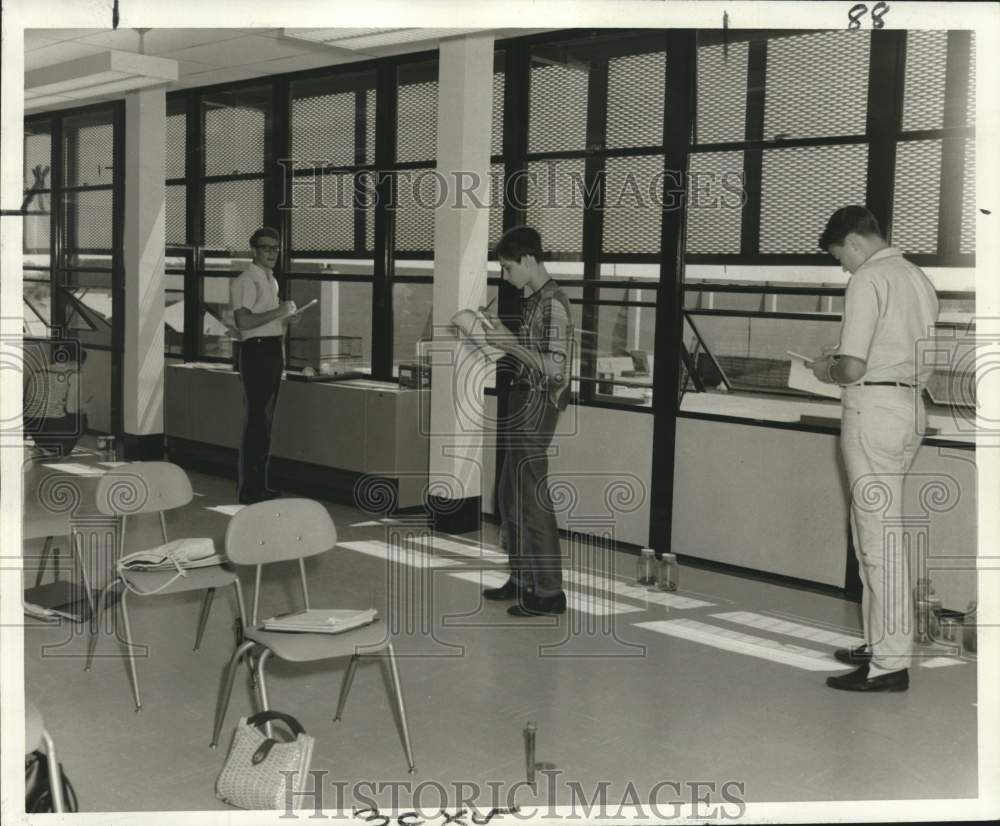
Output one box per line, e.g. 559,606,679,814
26,413,87,456
238,338,283,499
497,388,563,597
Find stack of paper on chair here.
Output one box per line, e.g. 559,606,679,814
262,608,379,634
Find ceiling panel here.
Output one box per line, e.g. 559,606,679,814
136,28,263,55
171,64,269,90
24,33,62,51
248,53,360,75
160,34,312,67
24,41,108,72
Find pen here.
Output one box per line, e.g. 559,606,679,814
478,296,497,314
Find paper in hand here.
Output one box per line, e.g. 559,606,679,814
787,351,841,399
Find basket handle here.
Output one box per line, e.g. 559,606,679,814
247,710,306,737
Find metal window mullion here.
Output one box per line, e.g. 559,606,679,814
579,55,608,406
865,30,904,240
49,116,64,333
371,62,397,380
740,39,766,256
937,31,972,258
111,101,126,439
354,89,368,253
649,29,696,554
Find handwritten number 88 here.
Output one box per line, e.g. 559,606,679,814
848,2,889,30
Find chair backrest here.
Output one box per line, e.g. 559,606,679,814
95,462,193,516
225,498,336,565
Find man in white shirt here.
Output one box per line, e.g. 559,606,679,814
811,206,939,693
229,227,300,504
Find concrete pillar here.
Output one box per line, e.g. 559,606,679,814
122,87,166,458
427,32,495,531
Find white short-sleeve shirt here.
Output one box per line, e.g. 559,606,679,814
837,247,939,384
229,262,283,340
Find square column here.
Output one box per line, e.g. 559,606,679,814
123,87,166,458
428,32,495,532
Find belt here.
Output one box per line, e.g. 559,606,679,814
242,336,282,344
859,381,915,388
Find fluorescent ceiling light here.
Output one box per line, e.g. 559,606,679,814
25,50,177,108
284,28,482,51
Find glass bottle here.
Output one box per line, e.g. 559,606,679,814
637,548,656,586
962,601,977,654
914,598,931,644
928,594,943,640
657,553,679,592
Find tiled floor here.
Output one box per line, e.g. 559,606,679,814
22,456,978,814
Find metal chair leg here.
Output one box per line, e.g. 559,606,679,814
383,643,415,773
40,730,66,813
211,639,257,748
84,579,120,670
34,536,53,588
193,588,216,651
119,591,143,713
333,655,360,722
254,649,274,739
72,531,96,619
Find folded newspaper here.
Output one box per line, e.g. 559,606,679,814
262,608,379,634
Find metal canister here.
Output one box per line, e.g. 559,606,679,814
657,553,679,592
940,617,958,643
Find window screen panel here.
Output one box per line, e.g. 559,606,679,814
366,89,377,166
290,172,356,252
204,105,266,176
528,58,589,153
166,183,186,246
960,137,975,254
967,33,976,128
24,124,52,190
204,178,263,250
166,108,186,180
491,71,505,157
489,163,505,247
759,144,869,254
696,42,748,145
891,139,941,255
902,30,947,132
394,169,438,252
686,151,744,255
292,91,356,169
525,158,585,257
65,189,113,250
602,154,664,255
397,80,438,164
24,204,50,254
606,51,665,150
63,118,115,187
764,31,870,140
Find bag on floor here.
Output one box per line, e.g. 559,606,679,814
216,710,315,809
25,750,78,813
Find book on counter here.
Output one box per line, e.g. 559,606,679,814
262,607,379,634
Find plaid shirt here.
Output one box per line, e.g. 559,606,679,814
511,279,574,410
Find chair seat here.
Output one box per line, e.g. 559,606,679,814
120,563,238,595
245,618,389,662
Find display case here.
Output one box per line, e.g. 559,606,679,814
286,334,363,375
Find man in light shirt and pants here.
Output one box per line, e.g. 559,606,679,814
811,206,939,693
229,227,300,505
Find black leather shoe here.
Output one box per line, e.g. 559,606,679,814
507,591,567,617
834,645,872,666
483,580,522,601
263,487,281,498
238,493,261,505
826,665,909,692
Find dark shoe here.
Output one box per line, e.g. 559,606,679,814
834,645,872,666
483,580,522,601
263,487,281,497
507,591,567,617
238,494,261,505
826,665,909,692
